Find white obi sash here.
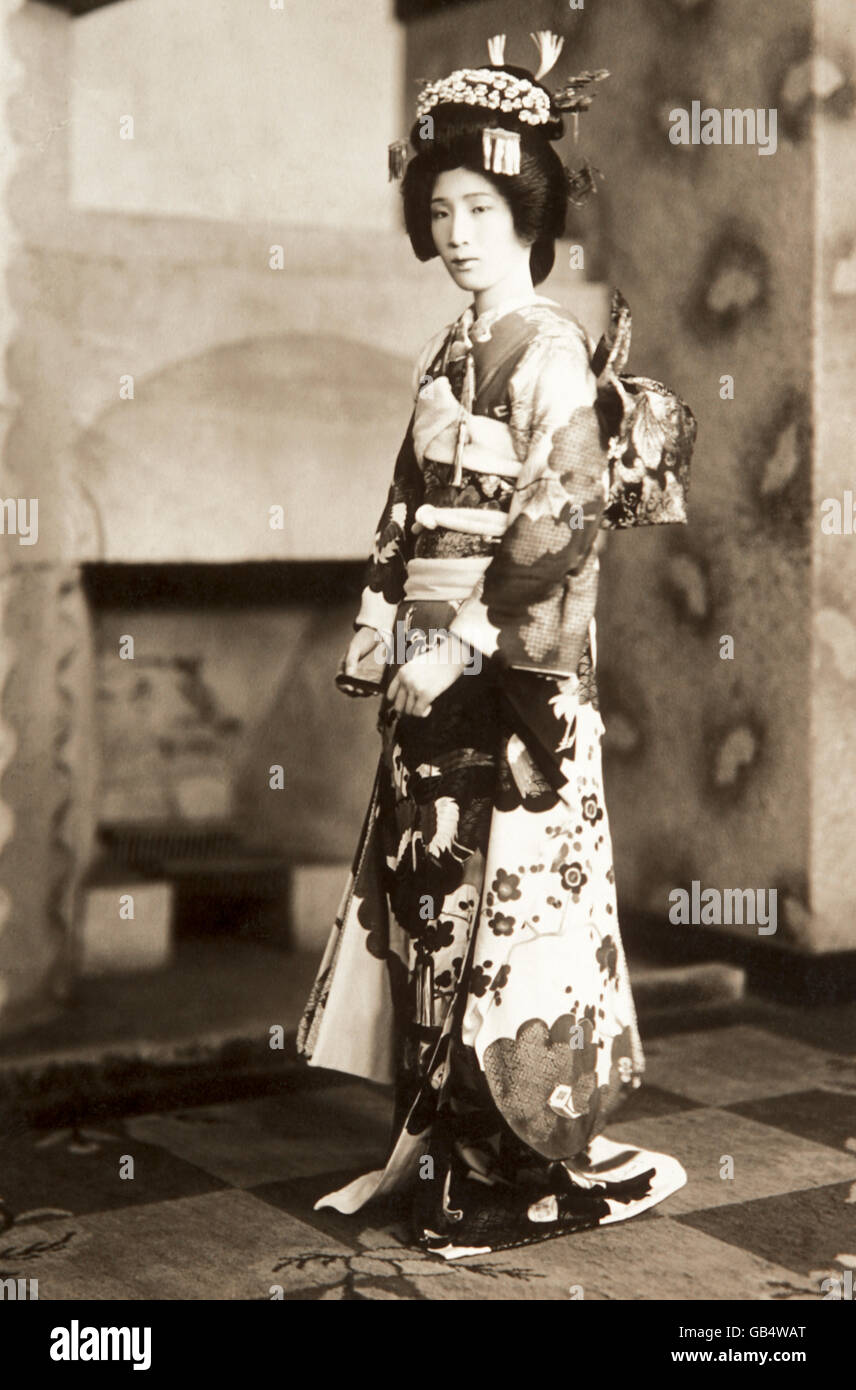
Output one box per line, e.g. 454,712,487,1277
412,376,521,480
403,555,492,603
412,504,508,540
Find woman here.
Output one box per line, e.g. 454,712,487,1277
298,32,695,1259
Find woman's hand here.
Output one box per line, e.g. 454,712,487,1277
386,641,469,719
341,625,386,675
335,625,389,696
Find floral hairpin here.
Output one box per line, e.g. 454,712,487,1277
388,31,609,181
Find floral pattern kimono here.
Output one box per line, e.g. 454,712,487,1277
298,289,696,1258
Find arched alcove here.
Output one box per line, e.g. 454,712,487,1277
74,332,413,563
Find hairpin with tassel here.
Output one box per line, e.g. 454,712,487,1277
482,127,521,176
553,61,610,204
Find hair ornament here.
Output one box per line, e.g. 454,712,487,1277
414,68,554,126
482,127,521,175
387,34,608,197
388,139,409,182
553,68,610,113
531,31,565,82
486,34,506,65
566,158,603,206
553,68,610,142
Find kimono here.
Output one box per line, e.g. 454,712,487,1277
298,288,696,1259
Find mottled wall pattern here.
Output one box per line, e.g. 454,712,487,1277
404,0,856,953
811,0,856,951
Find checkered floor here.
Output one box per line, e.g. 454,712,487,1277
1,1022,855,1300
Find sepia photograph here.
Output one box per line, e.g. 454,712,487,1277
0,0,854,1351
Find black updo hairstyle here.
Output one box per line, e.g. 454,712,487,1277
401,66,572,286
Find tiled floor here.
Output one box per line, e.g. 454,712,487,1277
1,1023,855,1301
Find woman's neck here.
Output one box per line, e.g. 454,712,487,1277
473,262,537,318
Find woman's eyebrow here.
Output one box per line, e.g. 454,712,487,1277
430,191,494,204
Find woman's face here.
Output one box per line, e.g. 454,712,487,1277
430,167,531,296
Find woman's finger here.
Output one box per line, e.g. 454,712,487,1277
409,686,430,718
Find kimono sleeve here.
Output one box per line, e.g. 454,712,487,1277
448,327,607,670
352,334,445,632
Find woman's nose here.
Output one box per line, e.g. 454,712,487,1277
448,212,469,247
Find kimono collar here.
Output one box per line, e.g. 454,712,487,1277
456,292,559,346
439,293,558,485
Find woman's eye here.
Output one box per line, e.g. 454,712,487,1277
431,209,447,221
472,205,489,214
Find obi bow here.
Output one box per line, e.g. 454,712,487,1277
592,289,697,529
412,288,697,532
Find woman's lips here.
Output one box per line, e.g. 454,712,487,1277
451,256,478,268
